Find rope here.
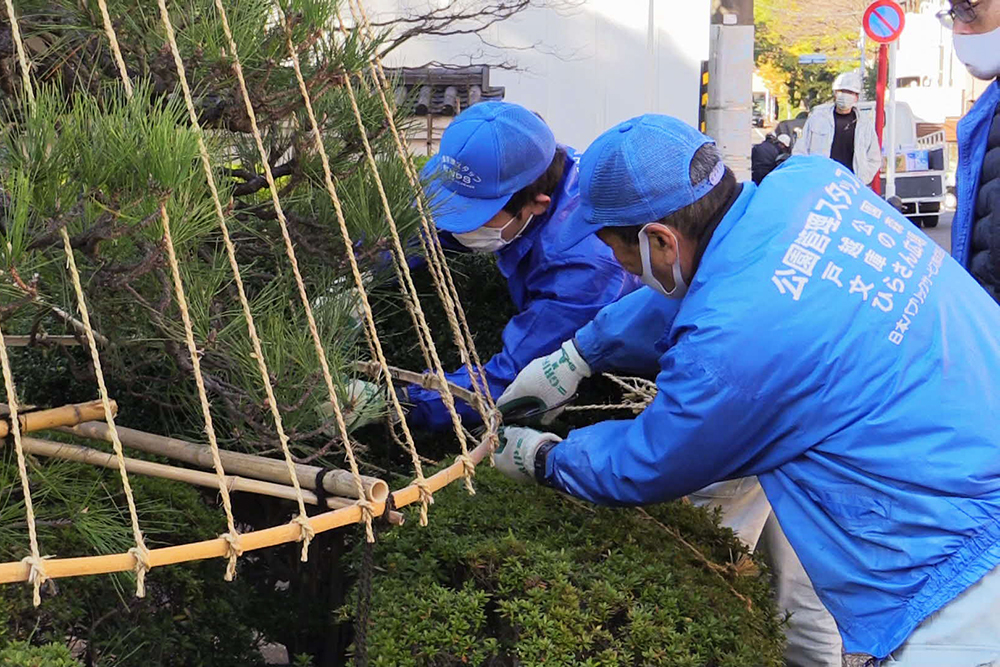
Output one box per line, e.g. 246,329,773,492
160,204,244,578
209,0,378,546
60,228,150,596
154,0,327,556
334,11,477,496
271,1,435,525
0,317,47,605
6,0,151,597
2,0,34,106
343,0,501,459
94,0,132,97
93,0,247,579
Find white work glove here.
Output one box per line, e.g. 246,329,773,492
497,340,591,425
315,379,385,433
494,426,562,484
311,273,373,331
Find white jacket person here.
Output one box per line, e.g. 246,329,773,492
794,71,882,186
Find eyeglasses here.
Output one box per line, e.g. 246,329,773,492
936,0,982,29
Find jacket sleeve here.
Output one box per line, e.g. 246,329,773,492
407,256,635,431
793,116,814,156
543,341,796,506
573,287,681,374
857,120,883,186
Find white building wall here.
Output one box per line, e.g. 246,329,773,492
365,0,711,150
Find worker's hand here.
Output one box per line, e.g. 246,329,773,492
311,273,373,331
495,426,562,484
497,340,591,425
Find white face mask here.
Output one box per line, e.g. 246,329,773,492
834,92,858,113
638,224,688,299
954,27,1000,81
453,214,533,253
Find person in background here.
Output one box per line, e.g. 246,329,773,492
776,110,809,149
751,132,792,185
403,101,641,431
494,114,1000,666
794,71,881,187
946,0,1000,303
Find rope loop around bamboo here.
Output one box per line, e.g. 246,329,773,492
220,531,244,581
291,515,315,562
127,544,151,597
19,555,48,606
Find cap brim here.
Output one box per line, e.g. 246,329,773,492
422,155,513,233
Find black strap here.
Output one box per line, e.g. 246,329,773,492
313,467,334,510
353,494,395,667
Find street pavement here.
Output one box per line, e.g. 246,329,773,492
924,209,953,255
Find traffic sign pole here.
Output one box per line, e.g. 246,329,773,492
886,40,898,199
874,43,888,195
863,0,905,197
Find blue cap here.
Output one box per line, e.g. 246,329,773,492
560,115,723,248
419,102,556,234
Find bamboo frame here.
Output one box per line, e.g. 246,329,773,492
2,335,84,347
0,434,490,583
0,400,115,438
61,421,389,503
18,436,402,525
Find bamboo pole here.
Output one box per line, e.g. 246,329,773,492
59,421,388,503
17,436,402,525
0,431,492,583
353,362,482,410
2,335,84,347
0,400,115,438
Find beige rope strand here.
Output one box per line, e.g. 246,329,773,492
2,0,34,106
94,0,132,97
345,0,499,446
159,204,244,575
208,0,378,543
94,4,246,575
335,23,477,494
274,5,437,524
60,228,150,596
154,0,321,557
0,319,47,605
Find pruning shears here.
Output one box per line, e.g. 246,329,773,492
474,393,578,436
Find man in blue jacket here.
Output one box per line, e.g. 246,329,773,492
404,102,640,431
494,114,1000,664
947,0,1000,303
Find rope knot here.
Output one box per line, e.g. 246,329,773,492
357,497,376,542
292,514,315,562
415,478,434,526
127,544,151,598
20,555,49,607
457,454,476,495
220,531,243,581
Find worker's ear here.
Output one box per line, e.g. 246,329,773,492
643,224,680,266
524,194,552,218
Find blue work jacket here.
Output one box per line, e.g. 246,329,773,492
953,80,1000,268
407,148,641,430
547,156,1000,658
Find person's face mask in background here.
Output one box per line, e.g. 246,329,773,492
454,213,534,253
834,92,858,113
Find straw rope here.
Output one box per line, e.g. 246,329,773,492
334,15,478,494
0,317,47,605
343,0,501,457
271,1,435,523
60,228,151,596
160,204,244,577
2,0,33,105
94,0,132,98
153,0,352,552
208,0,381,545
89,4,249,575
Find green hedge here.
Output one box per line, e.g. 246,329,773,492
350,468,785,667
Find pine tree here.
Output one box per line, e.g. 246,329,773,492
1,0,422,456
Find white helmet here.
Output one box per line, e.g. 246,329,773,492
833,71,862,94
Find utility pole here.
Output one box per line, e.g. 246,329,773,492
706,0,754,182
